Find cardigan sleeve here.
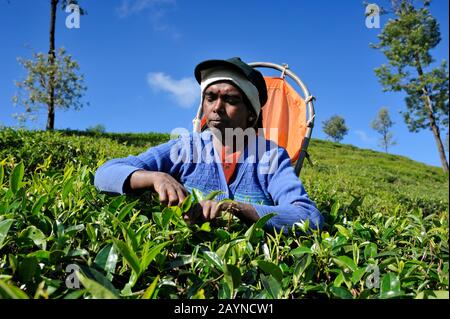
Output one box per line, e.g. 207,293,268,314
94,136,187,194
251,147,324,233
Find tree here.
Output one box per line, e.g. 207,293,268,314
45,0,85,130
86,124,106,134
371,0,449,173
13,1,86,130
47,0,58,130
322,115,349,143
13,48,87,127
371,107,397,153
445,131,449,153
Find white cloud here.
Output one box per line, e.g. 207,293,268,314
355,130,376,144
150,9,181,40
116,0,175,18
116,0,181,39
147,72,198,108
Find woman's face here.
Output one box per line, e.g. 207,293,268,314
202,81,252,134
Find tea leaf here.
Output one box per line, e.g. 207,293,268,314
94,244,119,275
379,273,403,299
256,260,283,282
329,286,353,299
0,163,4,186
112,238,141,275
224,263,241,295
20,226,46,250
77,272,118,299
141,241,171,272
117,200,139,221
10,162,24,194
142,275,160,299
0,219,14,249
333,256,357,272
415,290,449,299
261,274,282,299
0,280,29,299
203,251,224,272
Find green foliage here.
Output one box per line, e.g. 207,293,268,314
59,129,171,148
322,115,349,143
12,47,88,127
303,138,448,216
371,0,448,170
402,61,448,133
86,124,106,134
0,129,448,299
60,0,87,15
373,0,440,69
371,107,396,153
0,128,155,173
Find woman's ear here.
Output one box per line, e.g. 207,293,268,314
247,114,258,129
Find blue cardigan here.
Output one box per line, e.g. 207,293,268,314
94,130,323,233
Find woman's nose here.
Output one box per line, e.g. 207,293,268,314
212,97,225,112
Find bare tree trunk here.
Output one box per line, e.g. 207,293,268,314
415,56,449,173
47,0,58,131
423,92,448,173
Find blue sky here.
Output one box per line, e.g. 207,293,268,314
0,0,448,167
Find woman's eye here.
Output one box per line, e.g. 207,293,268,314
226,98,239,105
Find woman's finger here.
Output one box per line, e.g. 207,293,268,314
201,200,222,220
167,187,179,206
201,200,212,220
179,185,189,196
176,187,187,206
158,188,168,206
210,201,222,220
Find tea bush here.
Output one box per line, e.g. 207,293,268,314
58,129,171,148
0,128,146,172
0,129,448,299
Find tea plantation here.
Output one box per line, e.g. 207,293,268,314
0,128,448,299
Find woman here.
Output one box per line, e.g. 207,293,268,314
94,57,323,233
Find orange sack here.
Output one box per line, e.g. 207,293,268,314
262,77,307,163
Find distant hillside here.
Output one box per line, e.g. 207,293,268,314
301,138,448,219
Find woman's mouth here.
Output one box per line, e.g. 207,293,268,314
209,119,226,125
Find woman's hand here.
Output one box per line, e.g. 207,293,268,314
129,170,188,206
184,200,226,225
185,200,260,225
